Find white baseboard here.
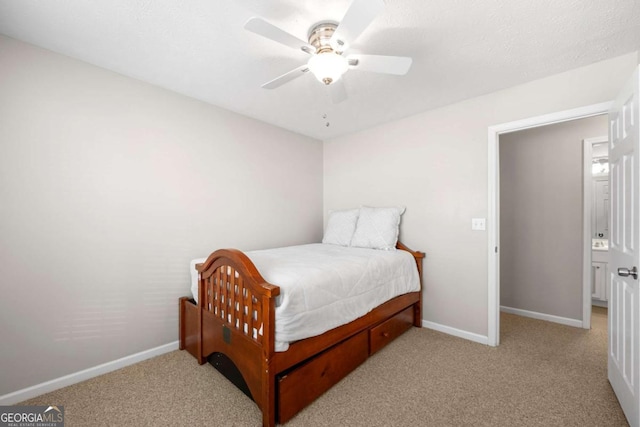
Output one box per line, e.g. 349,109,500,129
421,320,489,345
0,341,179,405
500,306,582,328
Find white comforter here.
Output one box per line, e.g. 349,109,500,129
190,243,420,351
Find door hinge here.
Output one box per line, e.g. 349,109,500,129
495,246,498,253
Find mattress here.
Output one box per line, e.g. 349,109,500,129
190,243,420,351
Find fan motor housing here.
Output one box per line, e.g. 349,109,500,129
308,22,341,53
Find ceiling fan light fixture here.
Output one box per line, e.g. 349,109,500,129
307,51,349,85
245,0,412,98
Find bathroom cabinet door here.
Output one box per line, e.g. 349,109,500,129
592,261,607,301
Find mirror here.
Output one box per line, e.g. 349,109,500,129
591,142,609,240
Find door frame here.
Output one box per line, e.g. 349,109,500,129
487,102,612,346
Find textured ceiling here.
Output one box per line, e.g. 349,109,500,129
0,0,639,140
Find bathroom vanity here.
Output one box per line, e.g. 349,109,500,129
592,242,609,306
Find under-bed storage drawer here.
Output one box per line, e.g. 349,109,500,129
277,331,368,423
369,306,414,355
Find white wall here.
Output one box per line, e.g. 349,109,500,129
500,115,608,321
324,52,638,340
0,35,323,396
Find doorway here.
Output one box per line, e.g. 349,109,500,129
496,116,607,335
584,136,610,318
487,102,612,346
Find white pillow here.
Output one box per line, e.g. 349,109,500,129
350,206,405,250
322,208,360,246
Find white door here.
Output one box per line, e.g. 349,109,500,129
609,66,640,427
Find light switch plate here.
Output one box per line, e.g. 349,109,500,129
471,218,486,231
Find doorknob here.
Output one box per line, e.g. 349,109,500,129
617,266,638,280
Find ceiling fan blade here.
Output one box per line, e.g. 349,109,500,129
331,0,385,51
347,54,412,75
261,64,310,89
244,17,316,54
329,79,348,104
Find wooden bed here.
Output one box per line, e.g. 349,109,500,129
179,241,424,426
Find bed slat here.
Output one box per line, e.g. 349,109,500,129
246,288,254,338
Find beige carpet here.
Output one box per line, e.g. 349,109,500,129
592,305,608,331
21,309,627,426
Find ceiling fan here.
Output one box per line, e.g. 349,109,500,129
244,0,412,103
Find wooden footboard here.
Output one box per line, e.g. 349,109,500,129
180,242,424,427
195,248,280,426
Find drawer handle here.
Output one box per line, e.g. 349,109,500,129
382,332,390,338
